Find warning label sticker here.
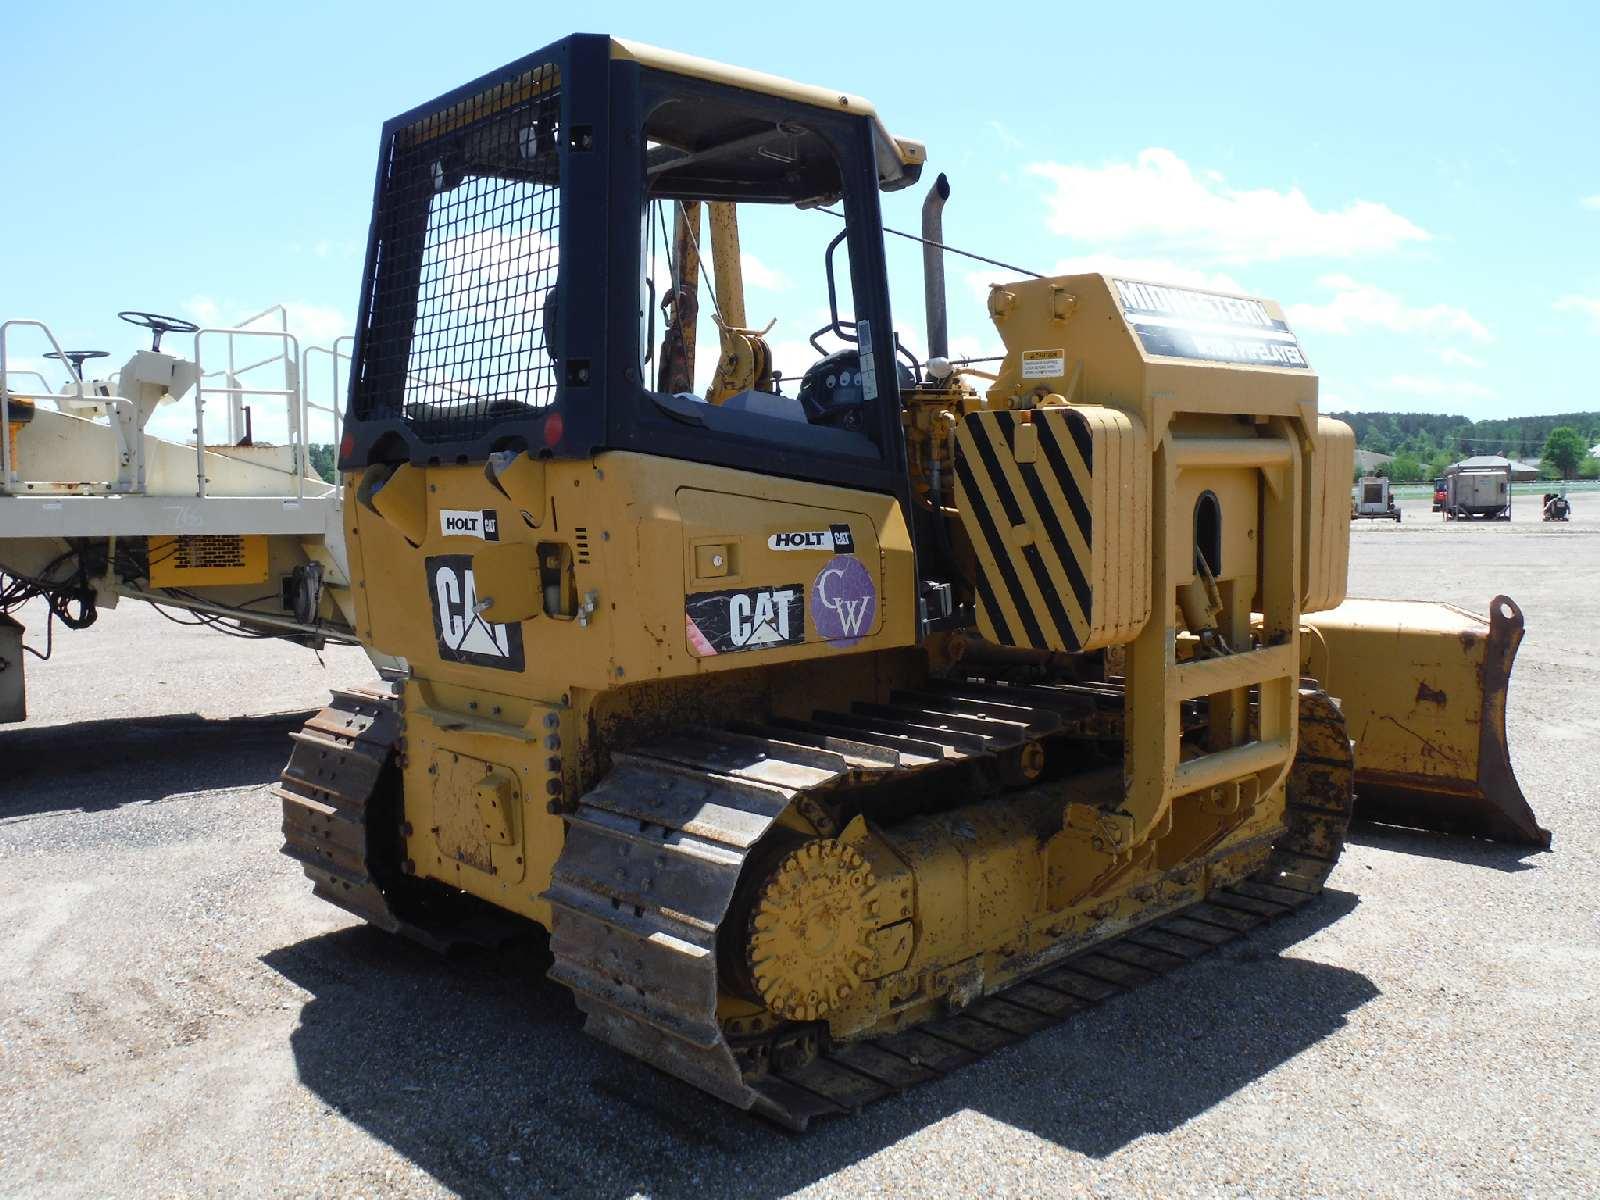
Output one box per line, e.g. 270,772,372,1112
1020,349,1066,379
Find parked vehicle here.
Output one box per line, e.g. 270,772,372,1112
1354,476,1402,521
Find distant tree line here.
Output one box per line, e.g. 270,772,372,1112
1330,410,1600,483
308,415,1600,489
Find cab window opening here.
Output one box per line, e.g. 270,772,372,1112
636,85,894,454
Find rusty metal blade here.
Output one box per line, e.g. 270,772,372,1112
1302,594,1549,848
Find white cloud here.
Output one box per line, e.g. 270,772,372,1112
1028,148,1430,264
282,302,353,345
1287,275,1491,342
740,253,789,292
1554,294,1600,332
987,120,1023,151
962,267,1021,305
1,355,53,387
183,295,356,349
1376,374,1495,400
1581,195,1600,210
183,294,223,325
1435,347,1484,368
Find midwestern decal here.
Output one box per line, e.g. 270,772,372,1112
767,524,856,554
812,554,876,648
1111,278,1310,371
426,554,524,670
685,584,804,656
438,508,500,541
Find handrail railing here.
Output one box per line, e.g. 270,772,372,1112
301,334,351,479
2,312,352,502
191,325,303,500
1,318,93,492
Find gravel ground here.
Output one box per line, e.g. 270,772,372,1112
2,494,1597,1199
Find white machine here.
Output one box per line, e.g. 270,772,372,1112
1352,475,1402,521
0,306,386,723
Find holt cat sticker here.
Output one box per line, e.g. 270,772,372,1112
438,508,500,541
767,524,856,554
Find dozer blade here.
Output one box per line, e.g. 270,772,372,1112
1300,594,1549,848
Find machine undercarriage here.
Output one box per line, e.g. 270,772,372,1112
281,676,1354,1129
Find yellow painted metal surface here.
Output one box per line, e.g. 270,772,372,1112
974,273,1315,851
738,763,1288,1043
1304,416,1354,613
954,405,1150,653
148,534,268,587
347,452,916,697
345,451,919,925
1302,594,1547,846
608,38,925,182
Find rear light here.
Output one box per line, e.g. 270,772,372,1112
543,411,564,448
339,431,355,461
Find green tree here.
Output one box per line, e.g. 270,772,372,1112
1542,426,1587,479
307,443,337,483
1388,452,1425,483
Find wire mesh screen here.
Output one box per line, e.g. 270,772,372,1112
354,68,562,442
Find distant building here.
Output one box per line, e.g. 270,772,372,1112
1590,442,1600,459
1511,459,1545,481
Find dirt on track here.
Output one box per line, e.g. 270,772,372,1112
1,493,1597,1199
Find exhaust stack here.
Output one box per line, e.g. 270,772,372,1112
921,172,951,361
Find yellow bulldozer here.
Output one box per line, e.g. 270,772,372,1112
275,35,1547,1129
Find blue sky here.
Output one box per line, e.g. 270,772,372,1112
5,1,1598,431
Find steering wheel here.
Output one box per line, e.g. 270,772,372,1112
117,310,200,352
44,349,110,381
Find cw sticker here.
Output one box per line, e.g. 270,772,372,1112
811,555,876,648
426,555,524,670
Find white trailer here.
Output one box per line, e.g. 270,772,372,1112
1,307,395,723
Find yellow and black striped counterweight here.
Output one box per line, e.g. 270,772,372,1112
954,405,1149,653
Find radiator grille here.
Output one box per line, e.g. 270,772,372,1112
148,535,269,587
355,66,562,443
175,536,247,570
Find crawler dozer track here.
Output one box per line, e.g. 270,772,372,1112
277,683,1352,1130
275,687,525,953
548,683,1354,1130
